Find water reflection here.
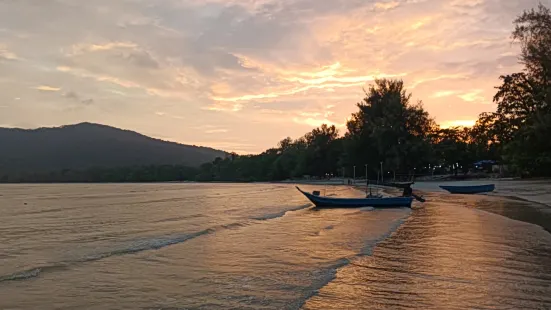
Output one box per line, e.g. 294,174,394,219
303,194,551,309
1,184,550,309
0,184,409,310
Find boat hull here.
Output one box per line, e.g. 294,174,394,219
439,184,495,194
296,187,413,208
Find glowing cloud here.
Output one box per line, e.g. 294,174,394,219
459,90,485,102
212,61,405,103
440,120,476,128
205,129,229,134
35,86,61,92
431,90,458,98
374,1,400,10
0,47,18,60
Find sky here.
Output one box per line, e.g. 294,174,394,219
0,0,549,154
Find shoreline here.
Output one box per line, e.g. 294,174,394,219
2,178,550,207
288,178,551,208
344,180,551,234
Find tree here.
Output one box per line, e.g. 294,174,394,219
433,127,471,175
486,4,551,175
344,79,435,178
513,4,551,86
296,124,340,177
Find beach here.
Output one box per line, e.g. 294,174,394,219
1,182,550,309
414,179,551,233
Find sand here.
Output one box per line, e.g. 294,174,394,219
413,179,551,207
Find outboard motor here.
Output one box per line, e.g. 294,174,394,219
312,190,321,196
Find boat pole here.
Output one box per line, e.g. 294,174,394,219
365,164,368,195
380,162,384,183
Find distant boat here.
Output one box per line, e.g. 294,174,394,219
295,187,413,208
439,184,495,194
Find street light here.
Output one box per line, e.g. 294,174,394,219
380,162,383,183
365,164,368,195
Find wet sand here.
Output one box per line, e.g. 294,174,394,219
415,180,551,232
415,179,551,206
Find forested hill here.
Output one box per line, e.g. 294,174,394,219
0,122,227,175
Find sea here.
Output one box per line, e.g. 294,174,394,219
1,183,550,310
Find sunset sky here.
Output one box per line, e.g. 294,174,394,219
0,0,548,153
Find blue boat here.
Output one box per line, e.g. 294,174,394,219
439,184,495,194
296,187,413,208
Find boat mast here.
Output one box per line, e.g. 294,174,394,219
365,164,368,196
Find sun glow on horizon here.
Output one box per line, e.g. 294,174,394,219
439,120,477,128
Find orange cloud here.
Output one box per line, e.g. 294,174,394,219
293,117,345,128
69,42,138,55
0,47,18,60
431,90,458,98
211,61,405,103
440,120,476,128
374,1,400,10
35,85,61,92
458,90,485,102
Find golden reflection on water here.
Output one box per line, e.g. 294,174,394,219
1,184,551,309
303,194,551,310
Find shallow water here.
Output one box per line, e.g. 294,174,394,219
0,184,409,309
1,183,550,309
304,190,551,310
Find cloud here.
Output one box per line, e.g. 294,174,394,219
205,129,229,134
62,90,94,105
0,0,545,153
374,1,401,11
458,90,485,103
293,116,345,128
431,90,458,98
440,119,477,128
35,86,61,92
63,91,79,99
0,47,18,60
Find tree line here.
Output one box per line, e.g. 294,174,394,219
2,4,550,183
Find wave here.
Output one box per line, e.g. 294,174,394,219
251,204,312,221
293,257,352,308
0,206,306,284
76,221,252,263
81,229,215,263
360,210,411,256
1,202,318,285
0,227,219,284
0,268,42,282
297,208,412,307
153,213,206,224
0,264,68,283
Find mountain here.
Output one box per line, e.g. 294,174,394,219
0,122,227,175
